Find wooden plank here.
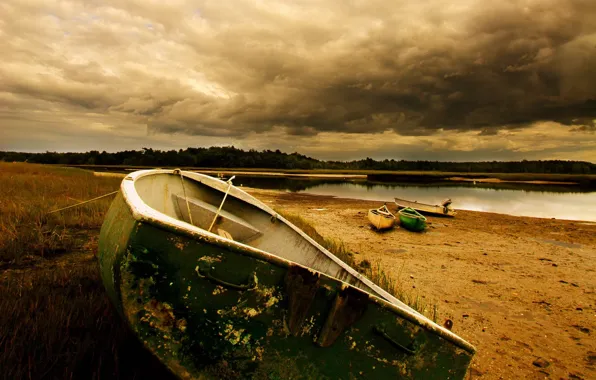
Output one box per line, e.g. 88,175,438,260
284,265,320,336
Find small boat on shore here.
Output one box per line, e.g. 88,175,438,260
398,207,428,232
367,204,396,230
98,169,475,379
395,197,456,217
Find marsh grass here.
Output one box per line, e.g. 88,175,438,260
0,162,121,263
0,258,175,380
279,212,439,321
0,163,174,380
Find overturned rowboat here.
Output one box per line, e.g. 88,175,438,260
98,169,475,379
367,204,396,230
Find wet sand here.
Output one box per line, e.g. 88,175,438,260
244,188,596,380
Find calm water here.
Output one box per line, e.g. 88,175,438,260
234,177,596,222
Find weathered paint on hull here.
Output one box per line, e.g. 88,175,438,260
99,192,474,379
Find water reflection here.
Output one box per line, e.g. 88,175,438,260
235,176,596,222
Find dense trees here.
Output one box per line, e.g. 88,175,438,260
0,146,593,174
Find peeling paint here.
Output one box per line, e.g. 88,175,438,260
300,316,317,336
197,255,222,264
222,324,247,345
212,285,226,296
168,236,189,251
264,296,278,308
243,308,259,318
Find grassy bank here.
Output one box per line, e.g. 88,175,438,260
0,163,174,379
0,163,121,263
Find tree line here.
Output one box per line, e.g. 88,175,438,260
1,146,594,174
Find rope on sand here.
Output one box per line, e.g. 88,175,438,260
46,191,119,215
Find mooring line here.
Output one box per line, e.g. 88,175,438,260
208,175,236,233
46,191,119,215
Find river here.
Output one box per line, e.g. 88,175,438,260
232,176,596,222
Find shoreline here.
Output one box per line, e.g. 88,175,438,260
91,173,595,222
445,176,578,185
92,169,593,187
240,187,596,223
73,164,596,186
193,170,368,179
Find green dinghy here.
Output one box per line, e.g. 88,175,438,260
399,208,428,232
98,169,475,379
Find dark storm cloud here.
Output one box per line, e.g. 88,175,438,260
142,0,596,136
0,0,595,160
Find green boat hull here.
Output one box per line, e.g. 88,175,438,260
99,183,474,379
399,208,427,232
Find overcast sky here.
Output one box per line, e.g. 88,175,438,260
1,0,595,161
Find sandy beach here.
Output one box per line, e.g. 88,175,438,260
244,188,596,380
